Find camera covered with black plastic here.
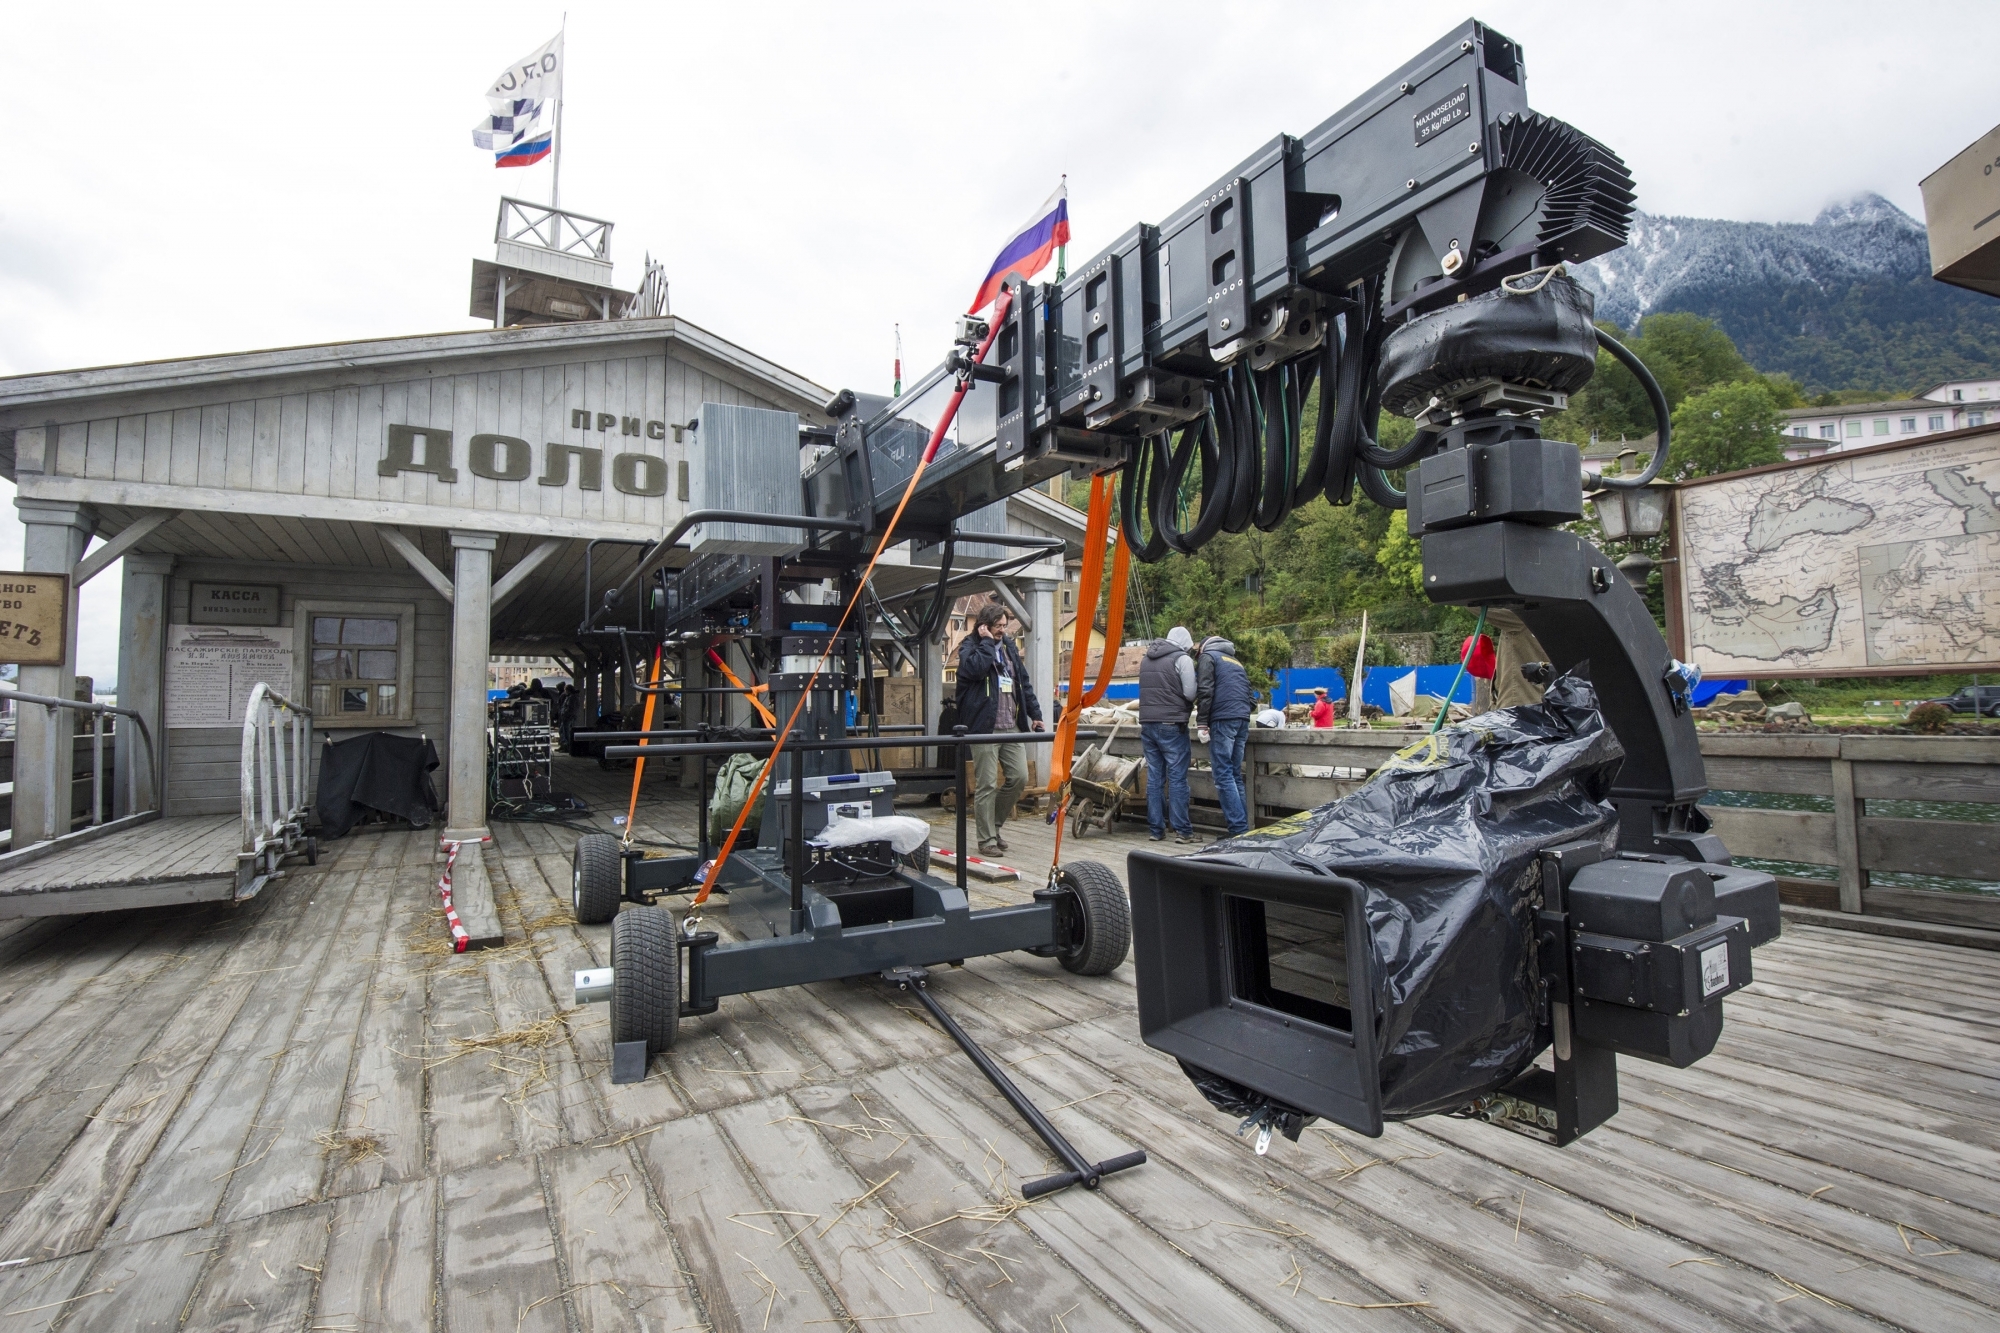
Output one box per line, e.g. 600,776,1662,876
1127,671,1779,1148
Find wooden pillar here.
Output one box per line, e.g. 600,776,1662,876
1831,753,1865,913
114,552,173,817
442,530,496,841
13,500,94,847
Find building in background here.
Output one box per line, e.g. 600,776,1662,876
1777,380,1999,460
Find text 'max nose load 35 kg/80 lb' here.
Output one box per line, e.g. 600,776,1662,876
584,15,1779,1169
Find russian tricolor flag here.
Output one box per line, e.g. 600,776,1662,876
497,134,553,168
969,183,1070,313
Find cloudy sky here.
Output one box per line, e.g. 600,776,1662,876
3,0,1994,685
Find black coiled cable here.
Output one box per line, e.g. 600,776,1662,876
1119,431,1171,563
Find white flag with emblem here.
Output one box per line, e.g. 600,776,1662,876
484,31,563,109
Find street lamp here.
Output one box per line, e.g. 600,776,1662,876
1587,451,1669,594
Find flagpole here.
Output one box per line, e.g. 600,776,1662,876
551,14,567,210
1054,173,1067,281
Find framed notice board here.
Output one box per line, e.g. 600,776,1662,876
0,573,69,667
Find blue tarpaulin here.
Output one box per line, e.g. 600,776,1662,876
1689,678,1749,708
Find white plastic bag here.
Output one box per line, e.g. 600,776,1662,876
811,814,932,855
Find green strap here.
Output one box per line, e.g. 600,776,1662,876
1431,606,1489,735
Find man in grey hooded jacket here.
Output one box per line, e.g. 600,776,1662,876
1195,634,1254,835
1138,626,1199,842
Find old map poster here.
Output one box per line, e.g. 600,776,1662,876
1674,432,2000,676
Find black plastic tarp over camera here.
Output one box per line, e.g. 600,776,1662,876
315,732,442,838
1190,672,1623,1121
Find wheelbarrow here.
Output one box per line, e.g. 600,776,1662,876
1065,713,1143,838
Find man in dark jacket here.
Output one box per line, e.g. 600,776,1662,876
955,601,1044,855
1138,626,1198,843
1195,634,1254,835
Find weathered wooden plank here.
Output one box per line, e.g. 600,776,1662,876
425,953,520,1176
1423,1113,2000,1332
715,1095,989,1331
543,1142,706,1332
101,877,350,1244
1861,817,2000,883
486,856,610,1146
1600,1099,2000,1263
438,1157,567,1333
0,913,234,1228
0,1253,95,1331
180,1201,332,1332
222,875,389,1223
786,1078,1134,1332
316,1179,436,1333
63,1229,207,1331
631,1110,844,1332
656,1000,816,1115
325,888,432,1198
1609,1071,1996,1209
1702,806,1835,865
0,933,266,1259
1029,1024,1739,1333
1854,759,2000,803
1701,756,1837,796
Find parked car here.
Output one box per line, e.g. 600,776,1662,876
1912,685,2000,718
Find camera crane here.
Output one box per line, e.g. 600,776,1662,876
575,17,1780,1166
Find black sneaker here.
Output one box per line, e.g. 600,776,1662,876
1148,833,1165,842
1174,832,1200,845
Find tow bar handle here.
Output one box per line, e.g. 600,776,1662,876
884,966,1147,1200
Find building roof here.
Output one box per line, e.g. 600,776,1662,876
1781,400,1935,418
0,315,832,427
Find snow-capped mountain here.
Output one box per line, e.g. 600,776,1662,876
1569,194,1999,393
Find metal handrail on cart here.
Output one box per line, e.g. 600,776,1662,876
238,683,316,896
0,689,158,862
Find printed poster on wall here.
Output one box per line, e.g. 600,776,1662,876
165,625,295,728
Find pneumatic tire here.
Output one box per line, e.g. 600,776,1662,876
610,907,679,1055
572,834,624,924
1054,860,1131,976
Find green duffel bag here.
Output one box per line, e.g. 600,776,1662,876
708,752,771,844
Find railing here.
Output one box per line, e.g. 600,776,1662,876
240,683,314,893
0,691,157,871
634,254,670,318
495,197,613,260
7,691,155,844
1096,726,2000,933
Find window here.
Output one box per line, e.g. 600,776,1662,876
1792,426,1808,438
295,600,418,726
1873,419,1889,435
1820,424,1837,439
1845,421,1863,438
1930,415,1946,430
1901,418,1917,432
1972,411,1988,428
1954,389,1964,401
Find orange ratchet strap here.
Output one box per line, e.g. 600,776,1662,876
690,287,1018,909
706,647,777,727
623,645,664,840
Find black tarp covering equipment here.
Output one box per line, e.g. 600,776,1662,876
1178,672,1624,1124
316,732,442,837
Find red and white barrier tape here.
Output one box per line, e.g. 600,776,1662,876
437,836,491,953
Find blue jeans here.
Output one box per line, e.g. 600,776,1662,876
1208,717,1250,835
1141,722,1192,838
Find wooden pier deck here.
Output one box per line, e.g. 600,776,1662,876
0,756,1991,1331
0,814,242,920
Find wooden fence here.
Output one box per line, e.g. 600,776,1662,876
1101,727,2000,932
